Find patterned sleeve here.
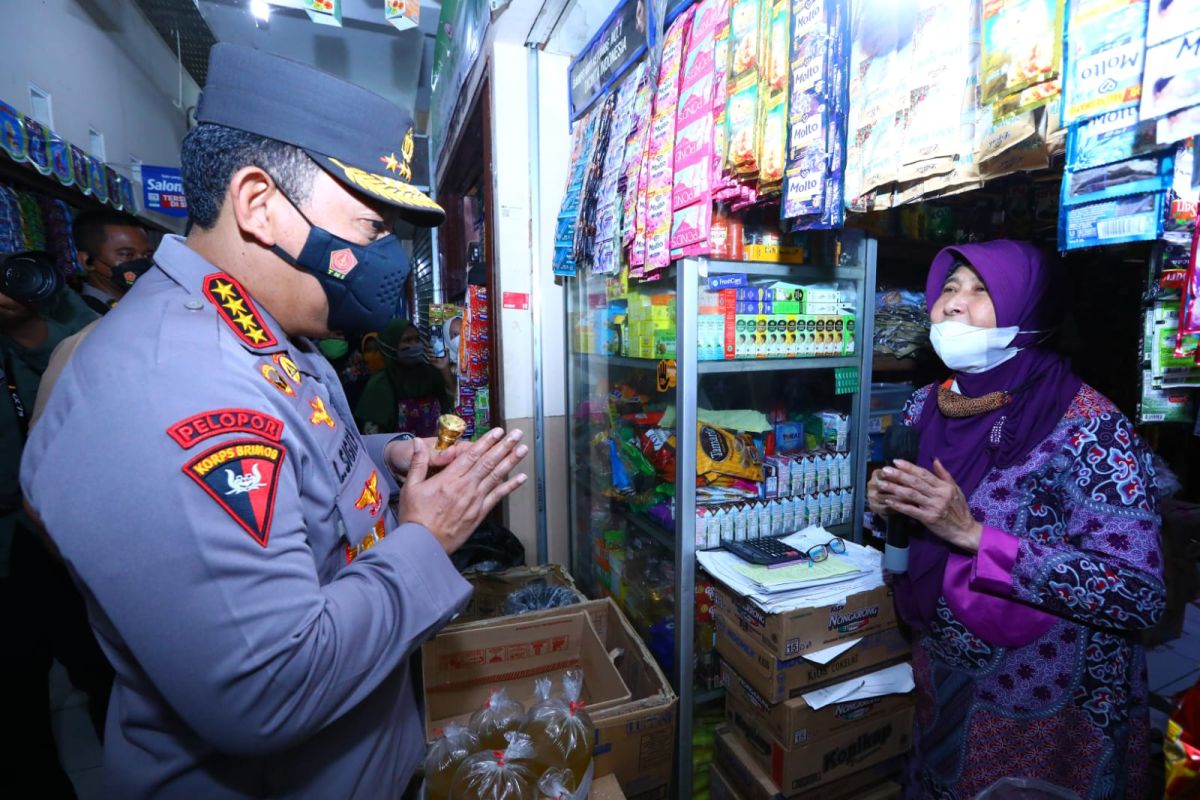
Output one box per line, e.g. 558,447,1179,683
1002,410,1166,632
900,384,934,427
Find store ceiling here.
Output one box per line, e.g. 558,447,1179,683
132,0,439,118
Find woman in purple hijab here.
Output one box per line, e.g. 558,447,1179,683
869,241,1165,799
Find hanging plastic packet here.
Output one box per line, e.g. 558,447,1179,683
523,670,596,789
424,722,481,800
697,424,765,482
450,731,539,800
470,688,529,751
536,768,579,800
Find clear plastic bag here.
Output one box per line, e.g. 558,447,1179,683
424,722,481,800
450,731,538,800
503,582,582,616
522,671,595,789
469,688,528,751
536,768,577,800
972,777,1081,800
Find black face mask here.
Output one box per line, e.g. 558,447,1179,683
111,257,154,290
269,189,410,336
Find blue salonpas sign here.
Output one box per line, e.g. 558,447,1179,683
142,165,188,217
568,0,654,120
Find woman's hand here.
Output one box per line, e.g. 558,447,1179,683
867,466,892,518
874,458,983,552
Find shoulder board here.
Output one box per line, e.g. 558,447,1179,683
202,272,279,350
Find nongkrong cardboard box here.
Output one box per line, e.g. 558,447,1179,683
724,696,914,797
720,659,915,747
712,581,898,660
714,726,905,800
422,610,630,734
429,599,677,800
716,613,910,704
459,564,584,623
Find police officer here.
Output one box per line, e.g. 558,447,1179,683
21,44,528,799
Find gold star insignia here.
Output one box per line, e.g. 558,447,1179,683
381,153,400,173
245,327,269,344
234,312,259,332
210,280,238,302
223,297,248,315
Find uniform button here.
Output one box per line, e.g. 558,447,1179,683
185,300,204,311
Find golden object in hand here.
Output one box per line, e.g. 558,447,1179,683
435,414,467,451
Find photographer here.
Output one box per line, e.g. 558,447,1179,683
0,251,111,799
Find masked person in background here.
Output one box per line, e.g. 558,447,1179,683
868,240,1165,799
72,210,154,315
0,252,110,799
355,318,455,438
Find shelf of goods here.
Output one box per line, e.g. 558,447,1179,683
565,231,878,796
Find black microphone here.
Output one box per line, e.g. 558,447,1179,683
882,424,920,574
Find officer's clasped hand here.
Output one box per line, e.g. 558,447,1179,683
398,428,529,554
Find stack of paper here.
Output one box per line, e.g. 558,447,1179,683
801,662,915,710
696,526,884,613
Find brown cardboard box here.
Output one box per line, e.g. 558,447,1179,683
724,695,914,796
711,763,902,800
712,581,898,660
720,659,915,748
714,724,907,800
423,610,631,734
459,564,584,623
588,774,626,800
716,613,910,704
431,599,677,800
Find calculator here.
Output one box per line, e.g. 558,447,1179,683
723,537,806,566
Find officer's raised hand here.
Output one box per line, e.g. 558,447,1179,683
399,428,528,553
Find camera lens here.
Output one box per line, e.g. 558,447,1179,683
0,252,64,307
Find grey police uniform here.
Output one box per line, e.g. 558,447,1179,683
21,234,471,798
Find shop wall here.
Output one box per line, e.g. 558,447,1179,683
0,0,200,199
485,41,573,566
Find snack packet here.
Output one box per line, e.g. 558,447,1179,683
697,424,765,482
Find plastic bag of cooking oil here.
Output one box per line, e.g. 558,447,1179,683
449,731,538,800
469,688,528,751
535,768,577,800
521,670,595,790
424,722,480,800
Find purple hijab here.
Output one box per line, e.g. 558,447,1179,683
893,241,1083,635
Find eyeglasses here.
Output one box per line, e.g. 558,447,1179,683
803,537,847,566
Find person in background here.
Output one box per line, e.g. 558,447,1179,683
868,240,1165,799
0,252,110,799
355,318,455,438
72,210,154,315
22,44,527,799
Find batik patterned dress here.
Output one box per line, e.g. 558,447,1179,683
902,383,1165,800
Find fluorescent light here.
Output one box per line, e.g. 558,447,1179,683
250,0,271,22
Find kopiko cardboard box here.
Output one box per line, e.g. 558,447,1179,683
458,564,585,623
720,659,915,748
712,581,898,661
714,724,907,800
716,613,910,704
422,610,630,734
710,763,902,800
724,694,914,797
430,599,677,800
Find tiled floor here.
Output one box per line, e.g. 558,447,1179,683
48,602,1200,798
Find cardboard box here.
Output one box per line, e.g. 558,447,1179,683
423,610,631,735
434,599,677,799
588,774,626,800
711,763,902,800
716,615,910,704
712,581,899,661
720,659,915,748
725,695,913,796
458,564,584,623
715,723,908,800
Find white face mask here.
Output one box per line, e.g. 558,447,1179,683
447,335,461,364
929,320,1022,373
